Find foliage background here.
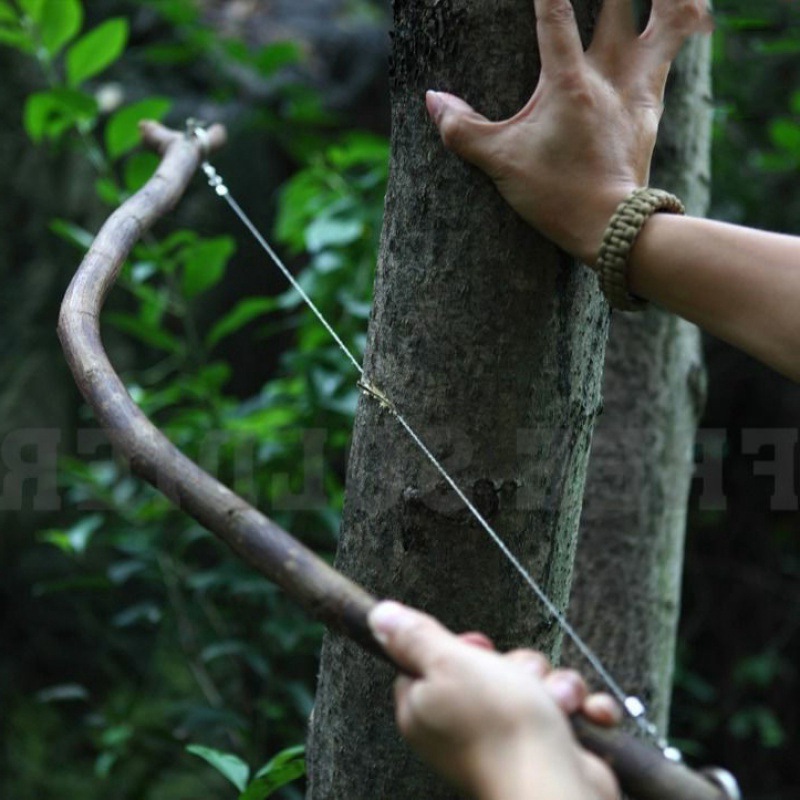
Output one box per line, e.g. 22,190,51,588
0,1,797,798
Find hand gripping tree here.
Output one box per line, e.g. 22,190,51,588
307,0,716,797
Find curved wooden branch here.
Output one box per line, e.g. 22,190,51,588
57,122,732,800
57,121,379,655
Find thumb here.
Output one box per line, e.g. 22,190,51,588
426,90,500,172
368,600,457,676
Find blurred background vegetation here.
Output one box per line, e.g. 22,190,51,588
0,1,797,798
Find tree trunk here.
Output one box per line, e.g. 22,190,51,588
308,1,607,797
564,29,712,733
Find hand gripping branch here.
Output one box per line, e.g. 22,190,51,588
57,122,738,800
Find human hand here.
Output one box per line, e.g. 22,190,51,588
425,0,713,266
368,601,620,800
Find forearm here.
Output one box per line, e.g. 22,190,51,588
628,215,800,382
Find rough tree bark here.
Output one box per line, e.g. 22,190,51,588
564,28,712,733
308,1,608,797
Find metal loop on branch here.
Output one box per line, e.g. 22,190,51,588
186,118,212,159
701,768,743,800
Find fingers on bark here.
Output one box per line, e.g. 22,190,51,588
605,0,712,103
533,0,584,74
590,0,637,54
427,91,502,174
643,0,714,65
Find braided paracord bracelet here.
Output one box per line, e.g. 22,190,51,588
596,188,685,311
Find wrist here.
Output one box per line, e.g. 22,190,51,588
595,188,686,310
573,185,643,268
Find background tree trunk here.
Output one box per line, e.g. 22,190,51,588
307,1,608,797
564,29,712,733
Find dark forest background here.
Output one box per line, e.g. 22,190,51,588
0,1,797,798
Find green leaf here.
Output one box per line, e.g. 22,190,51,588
282,84,332,125
38,0,83,56
733,651,783,689
181,236,236,297
253,745,305,779
137,283,170,328
755,151,797,174
95,176,123,206
255,41,302,76
722,15,771,31
94,751,118,779
146,0,199,26
105,97,172,160
0,25,33,52
187,745,250,792
39,514,104,555
130,261,157,284
157,229,199,257
0,2,18,23
312,251,344,273
729,706,785,748
0,0,22,45
304,216,363,253
195,361,232,392
105,311,183,353
143,41,201,65
240,746,305,800
123,151,159,193
206,297,277,348
36,683,90,703
113,602,161,627
17,0,43,21
107,559,146,585
23,88,97,143
200,640,269,678
340,295,372,320
770,119,800,155
328,133,390,170
49,218,95,250
227,405,298,434
756,38,800,56
101,723,134,750
222,38,249,63
66,18,128,87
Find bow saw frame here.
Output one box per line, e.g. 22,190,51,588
57,121,739,800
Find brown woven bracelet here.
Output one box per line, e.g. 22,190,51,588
596,188,685,311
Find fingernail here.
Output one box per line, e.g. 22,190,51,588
523,655,549,679
549,677,579,709
426,90,445,122
368,601,412,646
